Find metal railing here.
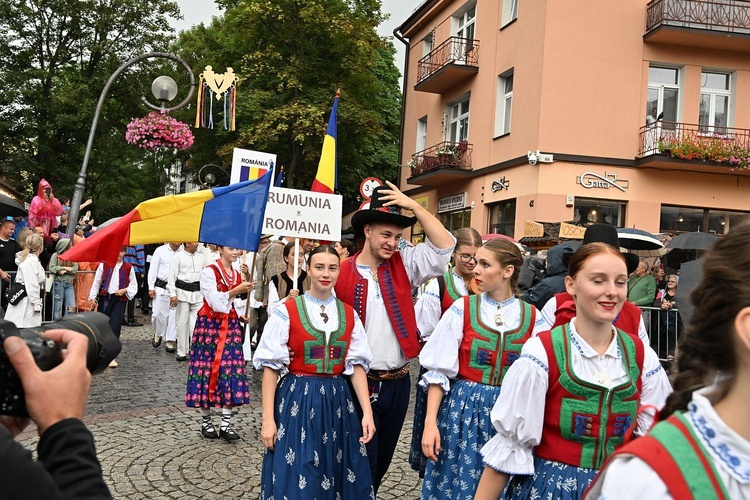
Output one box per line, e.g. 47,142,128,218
409,141,473,176
639,306,683,368
416,36,480,85
646,0,750,35
638,121,750,163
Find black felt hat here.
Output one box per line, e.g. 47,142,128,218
351,186,417,234
562,224,640,275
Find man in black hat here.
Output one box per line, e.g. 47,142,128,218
335,181,454,493
539,224,649,342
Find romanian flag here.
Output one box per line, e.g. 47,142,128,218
310,90,339,194
62,171,273,266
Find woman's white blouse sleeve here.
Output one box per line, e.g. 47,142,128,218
199,267,231,313
636,343,673,435
252,304,291,373
415,278,442,341
344,311,372,375
267,280,281,315
480,337,549,475
418,299,465,393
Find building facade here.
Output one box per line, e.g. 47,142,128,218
395,0,750,245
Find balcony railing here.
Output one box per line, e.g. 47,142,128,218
409,141,473,176
646,0,750,35
638,121,750,168
416,36,479,85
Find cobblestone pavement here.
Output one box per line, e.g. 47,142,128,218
16,312,424,499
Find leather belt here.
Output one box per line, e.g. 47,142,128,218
155,278,167,289
175,279,200,292
367,364,409,381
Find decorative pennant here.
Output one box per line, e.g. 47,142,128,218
195,66,239,131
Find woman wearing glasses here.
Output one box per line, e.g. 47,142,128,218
419,238,546,498
409,227,482,477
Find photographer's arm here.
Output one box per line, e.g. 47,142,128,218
1,330,111,498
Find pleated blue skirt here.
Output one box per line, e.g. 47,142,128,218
503,457,598,499
260,374,374,500
422,380,501,500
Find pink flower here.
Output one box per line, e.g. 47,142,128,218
125,111,194,152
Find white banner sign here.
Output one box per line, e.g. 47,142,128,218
262,187,342,240
437,192,467,213
230,148,277,184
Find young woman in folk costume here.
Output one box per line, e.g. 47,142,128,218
254,245,375,499
185,246,254,442
587,221,750,499
267,241,310,315
419,238,547,498
475,242,672,500
409,227,483,478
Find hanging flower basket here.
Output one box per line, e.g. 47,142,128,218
125,111,195,152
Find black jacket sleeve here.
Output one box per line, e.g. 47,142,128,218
0,418,111,500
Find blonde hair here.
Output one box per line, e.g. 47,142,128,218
16,227,30,251
20,233,44,263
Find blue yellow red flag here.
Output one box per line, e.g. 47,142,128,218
61,171,273,266
311,90,339,194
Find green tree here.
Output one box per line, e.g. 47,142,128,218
176,0,401,206
0,0,183,219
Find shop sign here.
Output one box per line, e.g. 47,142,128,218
524,220,544,238
437,193,467,213
491,176,510,192
577,171,629,192
559,222,586,240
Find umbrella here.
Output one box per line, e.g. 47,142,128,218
617,228,663,250
667,231,719,251
674,257,704,330
627,247,669,258
0,194,27,217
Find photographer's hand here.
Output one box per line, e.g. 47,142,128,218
3,330,92,435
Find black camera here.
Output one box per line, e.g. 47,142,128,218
0,312,121,417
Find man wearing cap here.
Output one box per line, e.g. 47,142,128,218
539,224,650,342
335,181,455,493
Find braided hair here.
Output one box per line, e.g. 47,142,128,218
659,220,750,419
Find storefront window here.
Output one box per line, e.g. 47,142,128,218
440,208,472,232
488,199,516,236
573,198,625,226
661,205,750,234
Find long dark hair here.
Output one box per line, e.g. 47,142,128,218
660,221,750,418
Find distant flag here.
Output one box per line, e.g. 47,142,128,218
244,159,272,181
61,172,273,266
275,166,285,187
311,89,339,195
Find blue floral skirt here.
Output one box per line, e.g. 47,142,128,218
185,313,249,408
422,380,501,500
260,374,374,500
503,457,598,499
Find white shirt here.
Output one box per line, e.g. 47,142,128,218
414,270,470,341
88,262,138,300
479,318,673,475
419,294,547,392
199,264,244,314
357,236,455,370
148,244,180,290
589,384,750,500
168,250,207,303
540,296,650,344
253,292,372,376
232,252,261,308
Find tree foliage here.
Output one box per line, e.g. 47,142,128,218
0,0,183,219
176,0,401,206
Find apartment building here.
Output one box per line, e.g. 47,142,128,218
395,0,750,245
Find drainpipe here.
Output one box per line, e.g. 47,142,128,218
393,27,409,190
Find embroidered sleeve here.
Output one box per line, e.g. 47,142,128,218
344,312,373,376
637,343,673,436
415,278,442,341
418,300,464,393
401,235,456,287
199,267,232,313
252,304,291,374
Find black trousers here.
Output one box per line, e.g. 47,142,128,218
125,273,144,322
98,294,127,339
350,374,411,494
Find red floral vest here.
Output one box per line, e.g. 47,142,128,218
285,296,355,376
437,271,470,314
99,262,132,302
199,263,241,320
534,325,644,469
335,251,421,359
457,295,535,385
552,291,642,339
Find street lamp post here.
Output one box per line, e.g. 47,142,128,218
68,52,195,233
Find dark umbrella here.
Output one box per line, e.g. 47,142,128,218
674,257,704,330
667,231,719,251
0,194,27,217
617,227,663,250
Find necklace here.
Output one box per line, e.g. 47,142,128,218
320,304,329,324
494,304,504,327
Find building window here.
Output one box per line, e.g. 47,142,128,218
502,0,518,26
488,199,516,236
447,96,470,143
416,116,427,152
494,70,513,137
455,4,476,40
422,32,434,57
646,66,680,126
440,209,472,232
573,198,625,227
699,71,731,133
660,205,749,234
